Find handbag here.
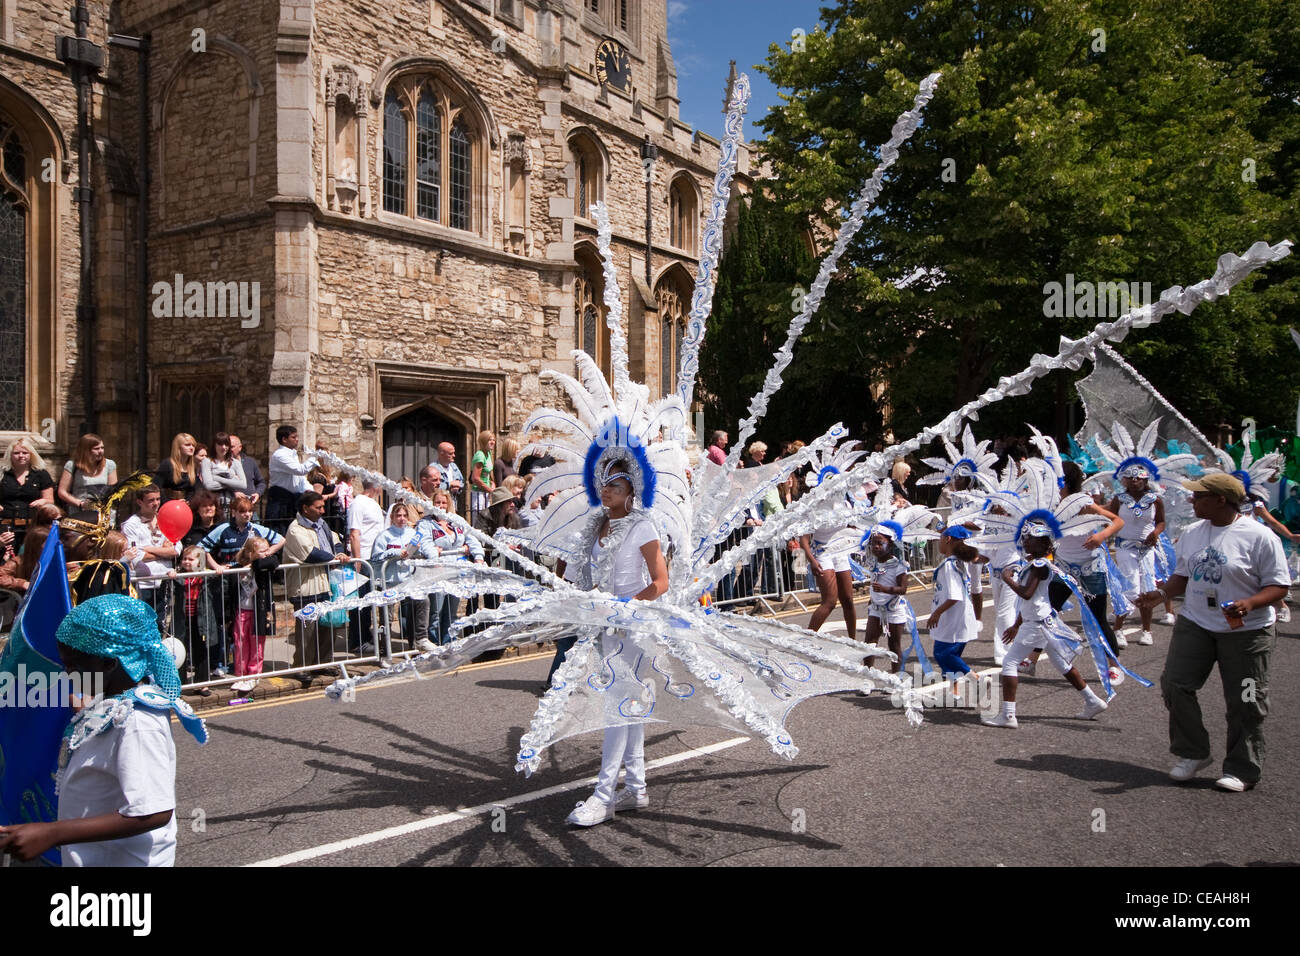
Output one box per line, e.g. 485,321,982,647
320,565,358,627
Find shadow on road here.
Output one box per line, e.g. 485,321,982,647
995,752,1170,795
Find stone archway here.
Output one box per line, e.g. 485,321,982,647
382,403,465,483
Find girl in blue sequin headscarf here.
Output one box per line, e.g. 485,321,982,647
0,595,206,865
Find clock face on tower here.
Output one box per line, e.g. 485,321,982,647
595,39,631,91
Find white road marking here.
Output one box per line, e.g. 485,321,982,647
245,736,752,867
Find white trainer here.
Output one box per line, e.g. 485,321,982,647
1107,666,1125,686
1169,756,1213,782
612,788,649,811
1077,696,1109,720
1277,605,1291,623
1017,659,1037,677
1161,612,1177,626
980,712,1019,729
1116,632,1128,648
1138,631,1154,645
566,794,615,826
415,638,437,653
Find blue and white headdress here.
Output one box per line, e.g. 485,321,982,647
971,463,1103,552
918,425,998,490
1092,419,1199,492
1212,443,1284,505
803,439,866,489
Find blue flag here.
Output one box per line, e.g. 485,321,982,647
0,524,73,864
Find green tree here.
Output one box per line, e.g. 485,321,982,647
698,194,885,447
750,0,1297,443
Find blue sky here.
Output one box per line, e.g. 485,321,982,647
666,0,833,143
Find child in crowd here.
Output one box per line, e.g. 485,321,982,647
928,526,979,700
68,530,139,604
168,545,219,695
231,535,275,692
0,595,208,865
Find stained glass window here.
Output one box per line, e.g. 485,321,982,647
0,123,26,431
383,91,407,214
449,119,471,231
415,89,441,221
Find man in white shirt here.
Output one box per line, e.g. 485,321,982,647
348,479,386,560
346,479,386,655
434,442,465,513
1138,473,1289,792
121,485,181,626
267,425,317,535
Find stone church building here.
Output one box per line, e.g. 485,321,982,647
0,0,747,483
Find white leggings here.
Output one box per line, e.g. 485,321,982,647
595,723,646,804
1000,619,1079,678
991,573,1018,638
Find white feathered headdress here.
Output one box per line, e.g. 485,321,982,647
1091,419,1200,491
918,424,998,490
1212,443,1284,504
973,463,1104,552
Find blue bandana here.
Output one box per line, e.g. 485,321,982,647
55,594,182,700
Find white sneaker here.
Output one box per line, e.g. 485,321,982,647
1116,632,1128,648
1017,659,1036,677
1161,612,1177,626
1277,605,1291,623
1214,774,1252,792
1169,756,1213,782
415,638,437,653
1077,696,1109,720
1138,631,1154,645
566,794,615,826
612,788,649,811
980,712,1019,729
1107,666,1125,686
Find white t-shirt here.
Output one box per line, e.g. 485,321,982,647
347,494,386,559
1014,564,1054,622
121,514,179,589
1174,516,1290,632
868,556,908,607
58,705,178,867
591,517,659,599
931,558,976,644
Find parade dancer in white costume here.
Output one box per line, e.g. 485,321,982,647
1105,467,1163,645
565,460,668,826
854,481,940,672
918,425,999,654
975,468,1112,728
799,442,868,638
1091,420,1199,641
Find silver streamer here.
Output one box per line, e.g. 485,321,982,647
723,72,943,471
676,72,752,416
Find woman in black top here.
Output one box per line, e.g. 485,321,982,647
156,432,199,500
0,440,55,550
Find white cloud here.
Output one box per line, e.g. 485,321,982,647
667,0,689,26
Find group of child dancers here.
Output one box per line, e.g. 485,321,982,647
821,426,1211,727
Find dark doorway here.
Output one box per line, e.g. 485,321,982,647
383,405,464,485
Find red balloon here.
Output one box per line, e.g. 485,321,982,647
157,499,193,544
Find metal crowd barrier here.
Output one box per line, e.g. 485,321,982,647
136,557,430,695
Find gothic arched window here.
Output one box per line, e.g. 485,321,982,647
0,121,28,430
382,77,479,231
